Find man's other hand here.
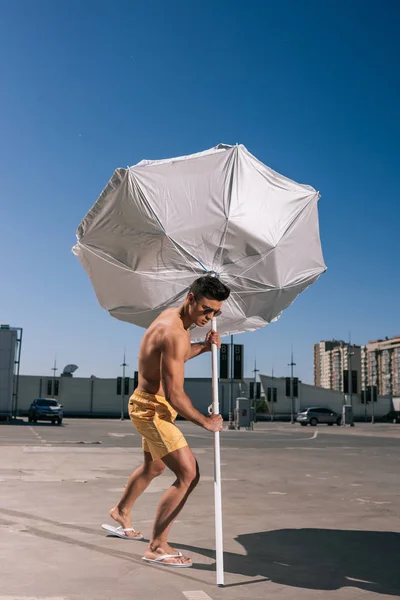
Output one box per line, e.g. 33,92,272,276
204,414,223,432
204,330,221,350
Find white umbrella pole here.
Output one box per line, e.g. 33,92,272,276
211,318,224,586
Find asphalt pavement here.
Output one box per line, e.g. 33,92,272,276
0,419,399,600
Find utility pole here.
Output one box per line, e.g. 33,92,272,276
120,350,128,421
51,358,58,398
372,346,380,425
288,348,296,424
371,385,375,424
271,365,275,422
251,358,259,431
253,358,260,383
228,334,234,429
348,333,354,408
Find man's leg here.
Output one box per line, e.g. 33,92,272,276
110,451,165,537
144,445,199,565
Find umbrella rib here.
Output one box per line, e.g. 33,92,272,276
129,174,205,276
229,247,276,284
229,277,275,291
77,242,132,271
164,234,208,274
228,194,318,285
227,291,246,319
215,146,238,274
78,242,189,286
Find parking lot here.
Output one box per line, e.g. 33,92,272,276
0,419,399,600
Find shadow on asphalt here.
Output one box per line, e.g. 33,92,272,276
1,507,398,593
177,528,400,594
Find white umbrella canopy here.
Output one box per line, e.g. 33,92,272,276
73,143,326,339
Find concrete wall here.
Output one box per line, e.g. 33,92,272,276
18,376,135,417
16,374,250,419
17,373,394,420
184,378,248,417
259,374,393,419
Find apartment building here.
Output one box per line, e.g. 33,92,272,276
363,336,400,396
314,340,361,393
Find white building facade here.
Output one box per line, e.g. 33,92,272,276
15,374,250,420
259,374,392,420
14,372,393,422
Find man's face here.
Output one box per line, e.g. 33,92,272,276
188,293,223,327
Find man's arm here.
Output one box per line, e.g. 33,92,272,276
187,330,221,360
161,333,222,432
187,342,208,360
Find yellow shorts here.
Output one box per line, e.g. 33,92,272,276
128,390,188,461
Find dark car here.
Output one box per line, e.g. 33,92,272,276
28,398,63,424
296,406,341,426
382,410,400,423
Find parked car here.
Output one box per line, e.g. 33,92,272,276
296,407,341,426
28,398,63,424
382,410,400,424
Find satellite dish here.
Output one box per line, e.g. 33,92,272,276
62,364,79,375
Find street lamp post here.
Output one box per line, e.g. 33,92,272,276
288,348,296,424
252,358,259,431
372,347,381,425
271,366,275,422
120,351,128,421
347,341,354,408
51,358,58,398
228,334,234,429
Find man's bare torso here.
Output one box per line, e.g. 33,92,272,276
137,308,190,397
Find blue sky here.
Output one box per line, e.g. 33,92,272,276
1,0,399,384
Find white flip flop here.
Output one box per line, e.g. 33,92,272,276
101,524,144,540
142,552,192,568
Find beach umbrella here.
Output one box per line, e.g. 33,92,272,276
73,143,326,585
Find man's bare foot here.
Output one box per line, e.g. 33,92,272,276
144,542,192,565
109,506,142,538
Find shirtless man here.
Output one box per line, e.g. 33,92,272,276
107,275,230,567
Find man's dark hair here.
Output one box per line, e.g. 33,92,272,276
189,276,230,302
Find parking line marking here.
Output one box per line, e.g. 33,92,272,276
345,576,375,584
29,426,47,444
182,592,213,600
